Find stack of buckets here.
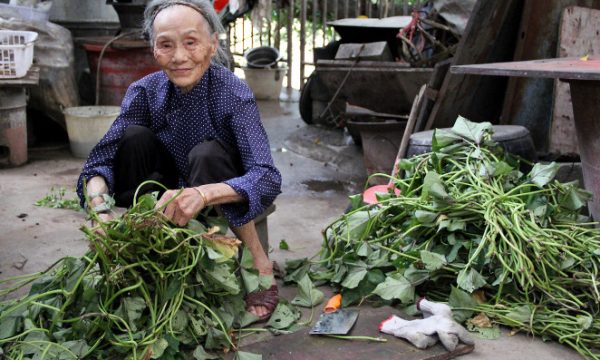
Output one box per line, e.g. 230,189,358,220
242,46,286,100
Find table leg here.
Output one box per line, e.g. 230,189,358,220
568,80,600,222
0,87,28,166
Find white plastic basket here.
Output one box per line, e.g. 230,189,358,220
0,30,38,79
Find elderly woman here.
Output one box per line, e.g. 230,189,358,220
76,0,282,320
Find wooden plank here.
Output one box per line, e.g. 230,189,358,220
424,0,524,130
414,58,451,133
451,57,600,80
549,6,600,155
499,0,600,154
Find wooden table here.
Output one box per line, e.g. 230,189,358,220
451,57,600,221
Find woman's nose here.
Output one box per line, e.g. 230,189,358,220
171,44,188,63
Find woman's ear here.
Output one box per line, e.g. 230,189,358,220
210,33,218,56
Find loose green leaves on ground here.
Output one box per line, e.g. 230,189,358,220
279,239,290,250
35,186,81,211
291,274,324,308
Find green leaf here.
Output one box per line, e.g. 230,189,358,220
21,330,48,355
470,326,501,340
165,278,183,300
415,210,438,224
266,302,300,330
291,274,324,308
190,316,207,337
423,171,449,200
372,275,414,303
61,340,89,358
560,256,576,270
457,268,487,293
447,219,466,232
241,268,259,293
420,250,447,271
151,338,169,359
192,345,219,359
284,258,311,283
205,327,228,350
187,218,208,235
205,246,226,262
576,315,593,330
560,186,592,211
447,242,463,263
492,161,514,177
448,287,477,323
529,162,559,187
0,315,21,340
279,239,290,250
432,129,463,150
340,209,380,241
349,193,363,210
403,265,430,286
259,274,274,290
238,311,260,328
357,242,371,257
171,309,188,332
341,267,368,289
240,247,254,270
235,351,263,360
451,116,492,144
123,296,146,332
205,263,240,294
506,305,534,324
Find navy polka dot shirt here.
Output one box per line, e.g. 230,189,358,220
77,64,282,227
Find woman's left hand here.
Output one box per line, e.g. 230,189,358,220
156,187,207,226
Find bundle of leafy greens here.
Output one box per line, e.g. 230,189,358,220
0,191,290,359
300,117,600,358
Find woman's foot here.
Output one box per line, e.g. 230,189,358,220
247,264,278,319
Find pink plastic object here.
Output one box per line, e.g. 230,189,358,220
362,184,401,205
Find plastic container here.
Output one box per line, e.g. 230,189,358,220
64,106,120,158
242,66,287,100
0,30,38,78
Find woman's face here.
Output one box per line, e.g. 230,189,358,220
152,5,217,93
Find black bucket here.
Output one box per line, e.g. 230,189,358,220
244,46,282,69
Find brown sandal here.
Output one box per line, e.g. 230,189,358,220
245,284,279,322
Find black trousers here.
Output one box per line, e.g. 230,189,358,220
113,125,243,208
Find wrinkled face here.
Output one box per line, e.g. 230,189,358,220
152,5,217,93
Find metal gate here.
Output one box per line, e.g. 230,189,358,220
227,0,426,89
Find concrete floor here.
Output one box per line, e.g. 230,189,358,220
0,95,581,359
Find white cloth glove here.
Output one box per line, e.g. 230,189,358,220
380,315,438,349
379,299,474,351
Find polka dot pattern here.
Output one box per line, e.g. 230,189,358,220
77,64,282,227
